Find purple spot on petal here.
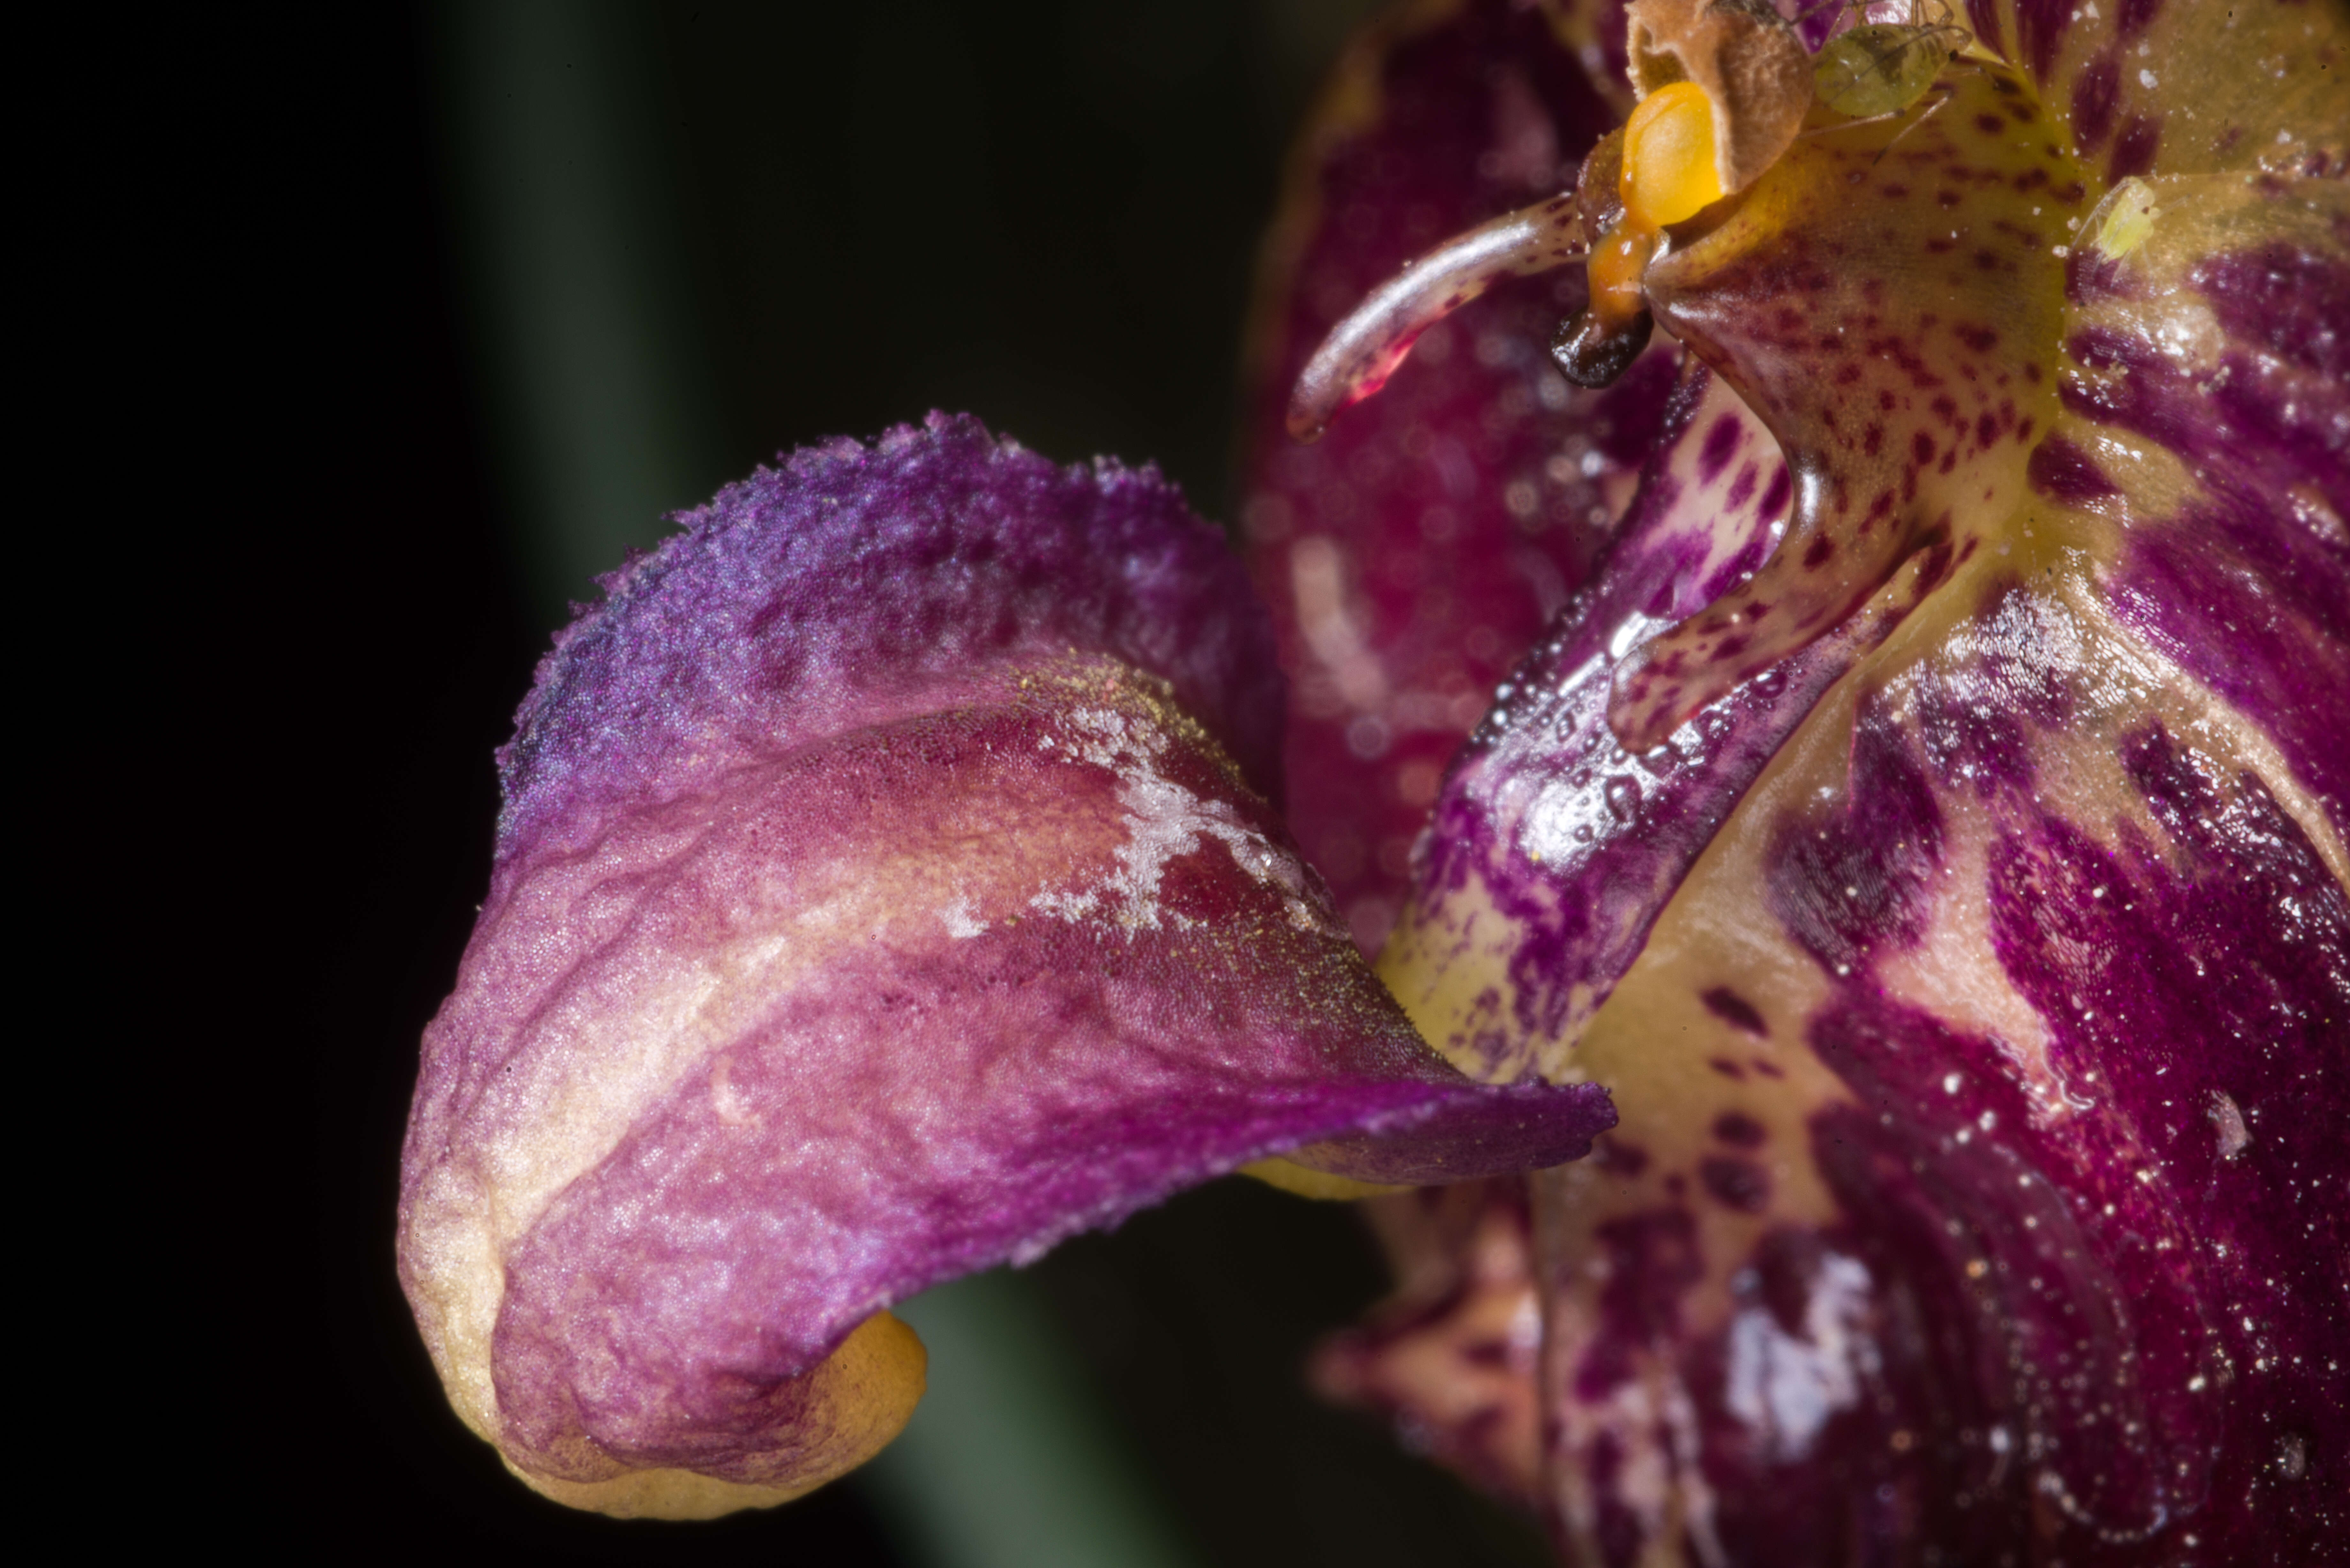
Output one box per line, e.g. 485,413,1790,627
2107,113,2162,182
2190,243,2350,381
2116,0,2162,41
2026,435,2119,503
1699,1156,1770,1212
1574,1208,1701,1399
1766,691,1944,975
2071,51,2120,155
1594,1136,1651,1177
1699,412,1744,482
1712,1111,1768,1149
2012,0,2071,81
1702,985,1770,1037
1724,461,1759,512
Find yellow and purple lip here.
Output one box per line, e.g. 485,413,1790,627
1246,0,2346,1560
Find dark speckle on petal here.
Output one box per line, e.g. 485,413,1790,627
1699,1156,1771,1211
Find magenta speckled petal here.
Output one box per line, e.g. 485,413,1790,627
1526,605,2349,1564
398,415,1611,1516
1353,2,2347,1560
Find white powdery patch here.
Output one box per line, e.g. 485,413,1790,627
1028,706,1331,939
2207,1089,2251,1161
938,894,989,940
1722,1249,1877,1465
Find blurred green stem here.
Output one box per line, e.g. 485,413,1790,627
869,1272,1203,1568
434,0,724,624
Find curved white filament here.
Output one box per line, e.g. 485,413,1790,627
1287,192,1586,441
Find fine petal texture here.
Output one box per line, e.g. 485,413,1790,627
399,416,1613,1515
1239,0,1642,953
1349,1,2348,1561
498,413,1286,866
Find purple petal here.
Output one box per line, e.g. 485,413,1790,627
1237,0,1637,952
497,412,1285,864
399,416,1612,1515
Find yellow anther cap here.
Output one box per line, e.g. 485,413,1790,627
1620,81,1726,229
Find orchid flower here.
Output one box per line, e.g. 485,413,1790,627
401,0,2347,1560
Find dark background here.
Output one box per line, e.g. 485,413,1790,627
225,4,1551,1562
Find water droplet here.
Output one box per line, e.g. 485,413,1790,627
1603,774,1641,822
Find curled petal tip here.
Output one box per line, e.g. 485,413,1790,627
404,414,1613,1514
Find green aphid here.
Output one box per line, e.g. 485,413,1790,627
1813,14,1970,120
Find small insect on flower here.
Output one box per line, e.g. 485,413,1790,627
1810,0,1974,121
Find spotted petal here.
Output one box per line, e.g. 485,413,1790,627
1356,1,2347,1561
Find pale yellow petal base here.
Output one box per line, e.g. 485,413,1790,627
503,1310,929,1520
1240,1156,1409,1202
